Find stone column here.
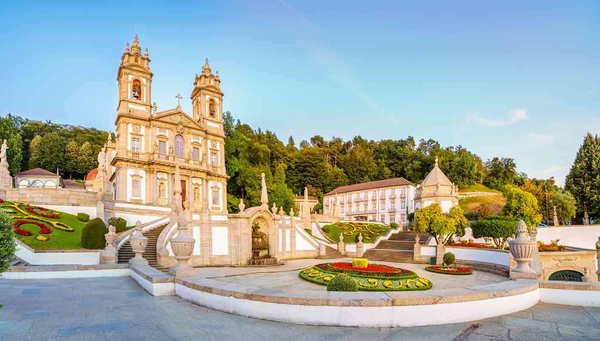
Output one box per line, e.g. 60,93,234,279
337,232,346,256
101,224,117,264
129,225,148,265
290,216,297,258
413,233,422,263
509,220,537,279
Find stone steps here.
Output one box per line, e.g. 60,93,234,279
117,224,167,270
362,231,429,263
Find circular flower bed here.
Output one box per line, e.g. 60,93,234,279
299,262,432,291
25,205,60,219
425,266,473,275
12,220,52,237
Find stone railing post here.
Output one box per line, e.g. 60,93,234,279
596,237,600,281
338,232,346,256
101,224,117,264
413,233,422,263
129,225,148,265
509,220,537,279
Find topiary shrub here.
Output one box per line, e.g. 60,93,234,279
77,213,90,222
326,274,358,291
390,222,399,229
443,252,455,266
470,216,518,249
352,258,368,268
81,218,107,249
108,217,128,233
0,211,16,273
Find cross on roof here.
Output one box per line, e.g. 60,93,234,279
175,93,183,107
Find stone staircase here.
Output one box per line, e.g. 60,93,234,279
363,231,430,263
318,245,343,259
118,224,168,271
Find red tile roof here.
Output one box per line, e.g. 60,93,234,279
17,168,57,177
326,177,414,196
85,168,98,181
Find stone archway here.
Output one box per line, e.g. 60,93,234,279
248,212,278,265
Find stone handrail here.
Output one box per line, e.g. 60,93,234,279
155,220,179,257
115,216,171,250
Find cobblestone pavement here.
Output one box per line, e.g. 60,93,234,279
1,277,599,340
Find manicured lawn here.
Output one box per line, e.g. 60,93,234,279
459,194,506,217
321,221,391,243
0,200,86,250
459,183,500,193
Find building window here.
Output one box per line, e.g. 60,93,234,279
208,99,216,118
132,177,141,198
131,79,141,100
131,137,140,154
158,182,166,199
175,134,184,158
211,186,220,207
210,150,218,167
192,146,200,161
158,140,167,157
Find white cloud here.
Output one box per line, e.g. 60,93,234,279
467,108,528,127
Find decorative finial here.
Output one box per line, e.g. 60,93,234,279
133,34,139,44
202,58,212,75
238,198,245,213
304,186,308,200
125,42,130,52
261,172,269,207
435,156,439,167
175,94,183,108
144,48,149,57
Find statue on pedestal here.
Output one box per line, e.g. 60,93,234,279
0,139,13,190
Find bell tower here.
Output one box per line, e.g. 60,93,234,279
191,58,223,125
116,35,152,119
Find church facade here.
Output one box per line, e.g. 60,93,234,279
97,36,227,216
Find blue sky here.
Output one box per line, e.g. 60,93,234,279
1,1,598,185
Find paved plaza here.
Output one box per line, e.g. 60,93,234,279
1,276,599,340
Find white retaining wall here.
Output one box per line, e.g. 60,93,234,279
536,225,600,249
15,241,100,265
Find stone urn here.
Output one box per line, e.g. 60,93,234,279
169,207,195,275
509,220,536,273
129,227,148,265
101,224,117,264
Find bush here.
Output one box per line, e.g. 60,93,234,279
108,217,128,233
0,211,16,273
352,258,368,268
77,213,90,222
326,274,358,291
443,252,455,266
81,218,107,249
390,222,399,229
470,216,518,249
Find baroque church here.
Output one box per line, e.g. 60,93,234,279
94,35,227,215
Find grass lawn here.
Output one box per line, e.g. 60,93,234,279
321,221,391,243
459,195,506,217
459,183,501,193
0,200,86,250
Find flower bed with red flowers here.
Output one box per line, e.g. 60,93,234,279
12,220,52,237
300,262,432,291
425,266,473,275
538,243,565,252
26,205,60,219
447,241,493,249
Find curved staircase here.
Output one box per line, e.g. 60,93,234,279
117,224,168,271
363,231,429,263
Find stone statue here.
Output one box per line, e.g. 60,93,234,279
278,207,285,216
238,198,245,213
260,172,269,207
358,233,363,243
271,203,277,215
251,222,269,259
0,140,7,161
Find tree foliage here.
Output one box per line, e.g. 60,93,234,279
413,204,467,245
0,211,16,272
553,189,576,225
502,185,542,227
565,133,600,222
470,216,518,249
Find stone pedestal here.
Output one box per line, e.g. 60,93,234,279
101,225,117,264
412,234,422,263
169,208,196,276
509,220,536,278
596,237,600,281
355,233,364,257
337,233,346,256
129,228,148,265
435,244,445,265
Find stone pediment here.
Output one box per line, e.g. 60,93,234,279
153,109,201,130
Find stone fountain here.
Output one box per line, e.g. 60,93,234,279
248,222,278,265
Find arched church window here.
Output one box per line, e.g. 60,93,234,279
131,79,141,100
175,135,184,158
193,184,200,202
208,99,216,118
211,186,220,207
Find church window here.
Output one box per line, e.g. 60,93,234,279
192,146,200,161
131,79,142,100
211,186,220,207
210,150,218,167
158,182,166,199
131,137,140,154
158,140,167,157
132,177,141,198
193,184,201,202
175,135,184,158
208,99,216,118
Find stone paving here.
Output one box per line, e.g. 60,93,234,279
1,276,600,340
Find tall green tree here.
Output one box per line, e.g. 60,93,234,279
553,189,576,225
502,185,542,227
484,157,518,189
565,133,600,223
0,115,23,175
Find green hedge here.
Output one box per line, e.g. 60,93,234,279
77,213,90,222
327,274,358,291
81,218,106,249
0,211,16,272
108,217,128,233
443,252,455,266
470,216,518,249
